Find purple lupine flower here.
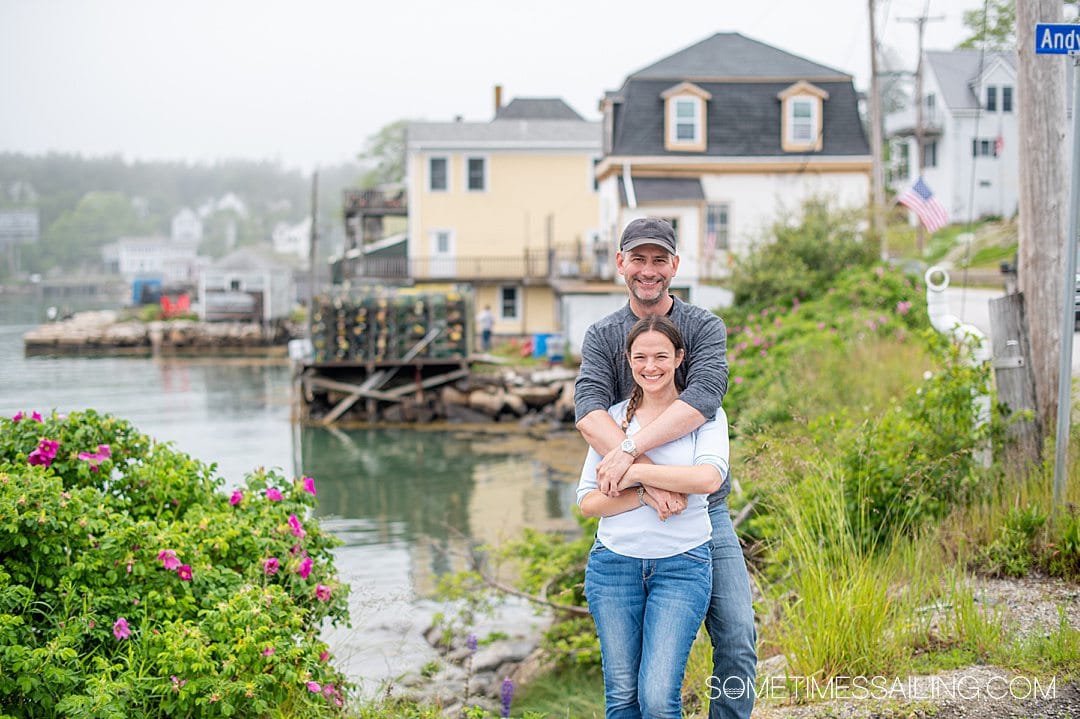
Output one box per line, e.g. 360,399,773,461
500,677,514,718
466,633,478,652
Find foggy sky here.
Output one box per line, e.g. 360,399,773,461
1,0,980,172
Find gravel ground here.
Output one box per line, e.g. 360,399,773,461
752,575,1080,719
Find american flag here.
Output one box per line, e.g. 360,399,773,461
898,177,949,233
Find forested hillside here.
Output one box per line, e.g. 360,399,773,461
0,153,361,277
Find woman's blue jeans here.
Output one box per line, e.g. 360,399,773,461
585,540,711,719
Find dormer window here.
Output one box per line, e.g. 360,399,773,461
778,81,829,153
661,82,711,152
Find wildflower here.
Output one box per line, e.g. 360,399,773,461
301,476,317,495
113,617,130,640
229,490,243,505
315,584,331,601
263,557,280,576
322,683,336,696
78,444,111,467
307,681,321,693
157,549,181,571
170,675,187,691
817,322,826,330
875,266,885,278
288,514,306,538
265,487,283,501
263,646,275,656
500,677,514,718
12,411,22,422
896,300,912,315
27,439,59,467
319,650,330,662
296,556,313,579
177,564,193,581
466,633,478,652
733,376,744,385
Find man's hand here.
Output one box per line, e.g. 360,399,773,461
643,485,687,521
596,446,635,496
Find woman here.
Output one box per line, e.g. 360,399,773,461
577,315,729,719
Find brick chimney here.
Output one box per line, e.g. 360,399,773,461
494,84,503,116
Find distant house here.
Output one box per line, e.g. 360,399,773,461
388,93,603,338
198,248,295,323
107,235,201,283
171,207,203,246
886,50,1020,223
596,32,872,307
272,217,311,264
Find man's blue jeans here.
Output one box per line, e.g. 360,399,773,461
585,540,711,719
705,503,757,719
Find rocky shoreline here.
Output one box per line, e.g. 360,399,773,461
22,310,296,356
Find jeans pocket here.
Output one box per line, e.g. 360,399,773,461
589,539,609,556
680,542,712,565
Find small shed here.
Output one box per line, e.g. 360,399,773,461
198,248,295,323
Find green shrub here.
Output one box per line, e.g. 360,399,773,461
1044,509,1080,580
730,196,878,309
979,504,1048,577
0,410,348,717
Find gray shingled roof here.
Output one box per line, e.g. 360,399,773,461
610,79,869,157
618,177,705,204
496,98,584,120
925,50,1016,110
407,119,600,147
629,32,850,81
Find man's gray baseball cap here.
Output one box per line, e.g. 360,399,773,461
619,217,677,255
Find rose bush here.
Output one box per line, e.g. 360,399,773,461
0,410,348,717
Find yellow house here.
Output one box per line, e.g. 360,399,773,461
404,95,603,339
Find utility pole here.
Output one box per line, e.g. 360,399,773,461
868,0,887,258
306,171,319,342
899,5,944,255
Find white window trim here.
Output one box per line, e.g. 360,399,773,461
464,155,489,193
786,95,819,147
428,156,450,192
498,284,520,321
667,96,702,146
429,228,455,256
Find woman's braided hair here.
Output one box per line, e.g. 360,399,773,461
621,315,686,431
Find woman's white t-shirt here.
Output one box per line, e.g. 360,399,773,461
576,401,729,559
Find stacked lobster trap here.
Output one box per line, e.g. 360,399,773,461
310,287,470,364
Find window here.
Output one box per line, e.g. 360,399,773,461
499,286,519,320
1002,86,1013,112
428,157,448,192
661,83,711,152
972,138,995,157
674,99,699,142
777,81,829,152
466,157,486,191
705,204,730,253
922,140,937,168
791,100,814,142
434,231,451,254
986,86,997,112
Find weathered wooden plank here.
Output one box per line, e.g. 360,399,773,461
989,292,1041,471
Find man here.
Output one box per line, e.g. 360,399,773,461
574,217,757,719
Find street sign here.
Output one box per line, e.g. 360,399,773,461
1036,23,1080,54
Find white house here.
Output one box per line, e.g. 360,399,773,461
171,207,204,245
595,33,872,310
272,217,311,264
886,50,1020,223
109,236,201,283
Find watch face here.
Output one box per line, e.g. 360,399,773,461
621,438,636,453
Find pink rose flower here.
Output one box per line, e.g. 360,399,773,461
263,646,275,656
301,476,317,496
113,617,130,640
263,557,280,576
307,681,321,693
157,549,181,571
229,490,243,505
288,514,306,538
315,584,331,601
265,488,283,501
177,564,193,581
296,556,313,579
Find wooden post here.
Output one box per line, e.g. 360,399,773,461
989,293,1041,472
